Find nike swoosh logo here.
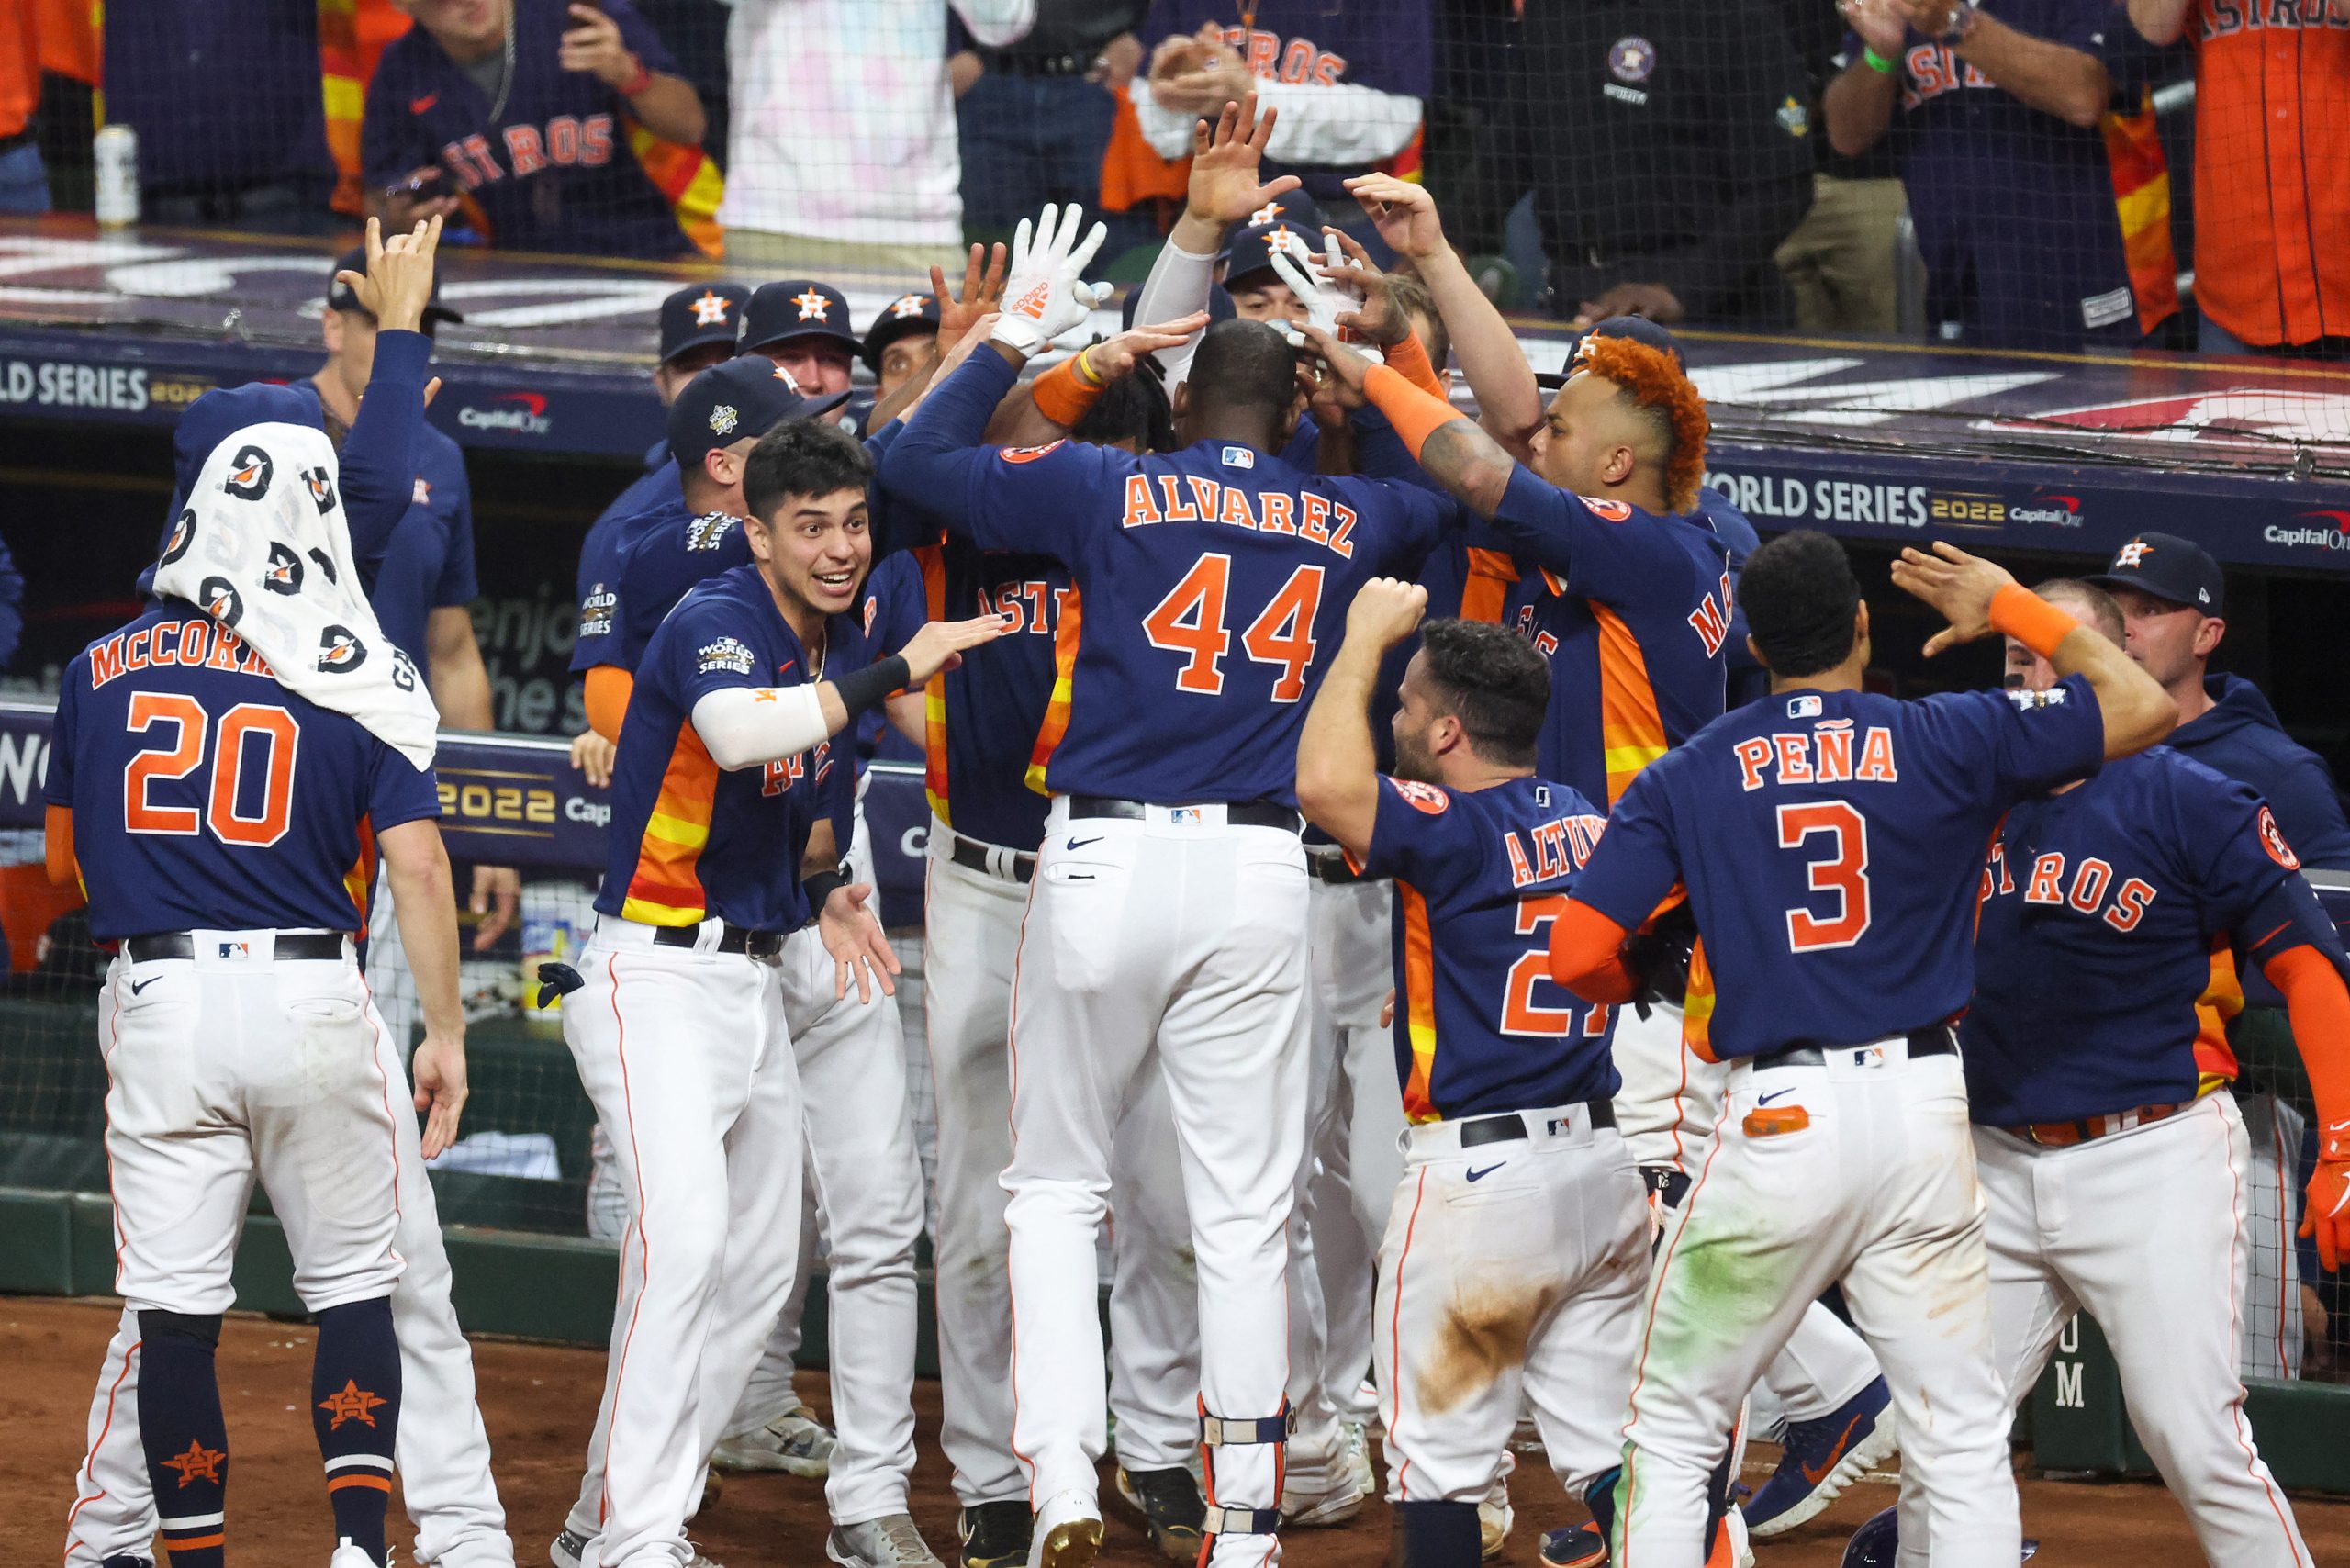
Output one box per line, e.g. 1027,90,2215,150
1466,1162,1504,1182
1065,835,1102,851
1758,1087,1798,1106
409,95,438,114
129,977,160,995
1800,1413,1866,1484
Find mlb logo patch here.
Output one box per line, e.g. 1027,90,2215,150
1849,1046,1886,1070
1168,806,1203,826
1788,694,1822,719
1221,446,1256,469
218,941,251,960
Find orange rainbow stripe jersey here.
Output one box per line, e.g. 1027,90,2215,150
1349,775,1618,1123
595,563,856,932
1472,469,1734,811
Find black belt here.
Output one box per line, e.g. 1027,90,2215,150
1305,847,1371,886
652,922,786,958
975,46,1096,77
0,128,33,157
125,931,346,962
1068,795,1302,833
949,833,1036,884
1750,1026,1956,1071
1459,1102,1617,1148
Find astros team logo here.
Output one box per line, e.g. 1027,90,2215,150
162,1440,225,1487
1248,199,1291,227
890,293,930,319
2258,806,2300,869
1580,497,1635,522
302,464,338,514
160,507,196,566
1391,779,1450,814
2114,537,2154,567
791,288,831,321
690,290,733,327
200,577,245,626
318,624,369,673
263,542,306,595
1263,224,1310,259
225,444,274,500
1001,441,1064,465
318,1379,386,1429
1608,36,1655,82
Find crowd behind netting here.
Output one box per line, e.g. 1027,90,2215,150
2,0,2345,358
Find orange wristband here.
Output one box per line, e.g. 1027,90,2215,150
1986,583,2079,660
1362,364,1462,461
1382,331,1446,399
1030,357,1103,430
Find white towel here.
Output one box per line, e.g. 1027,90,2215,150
152,420,441,770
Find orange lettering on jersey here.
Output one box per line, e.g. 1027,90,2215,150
89,633,126,689
1281,37,1315,81
1299,492,1332,545
1566,814,1604,863
1219,487,1259,529
1248,30,1280,73
1687,594,1729,659
1259,492,1296,534
1123,474,1163,527
2067,857,2113,913
178,620,210,666
2106,878,2156,933
239,641,271,676
1773,734,1812,783
1157,475,1203,521
1733,736,1772,791
1187,476,1222,519
1814,722,1854,783
1531,819,1570,880
125,628,151,672
2026,852,2065,904
1505,831,1538,889
1326,500,1357,559
207,628,247,672
1855,726,1898,781
504,123,548,175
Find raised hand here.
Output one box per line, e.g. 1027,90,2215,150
1268,233,1381,354
1891,541,2019,656
1185,94,1304,229
1342,577,1430,655
1294,324,1381,399
991,203,1113,357
1343,172,1447,261
1088,311,1214,382
337,214,445,335
901,611,1016,684
933,241,1009,341
1317,228,1413,348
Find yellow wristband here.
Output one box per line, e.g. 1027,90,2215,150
1072,344,1106,389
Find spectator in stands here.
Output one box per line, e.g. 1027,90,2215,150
1773,0,1908,334
953,4,1147,243
1,2,46,214
721,0,1034,272
742,279,861,398
2129,0,2349,357
864,291,943,403
2088,532,2350,868
1132,0,1428,221
365,0,709,259
101,0,340,232
1825,0,2163,351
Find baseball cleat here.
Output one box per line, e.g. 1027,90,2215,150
829,1514,946,1568
1745,1376,1897,1538
711,1403,838,1476
328,1540,376,1568
1028,1489,1103,1568
1479,1475,1515,1560
1280,1464,1370,1528
1538,1525,1605,1568
1114,1465,1206,1562
1341,1418,1377,1499
1838,1505,2036,1565
958,1501,1033,1568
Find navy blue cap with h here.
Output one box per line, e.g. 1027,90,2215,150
666,354,851,474
2087,532,2226,617
327,245,462,326
1539,315,1685,389
744,279,860,355
660,282,749,365
863,291,941,372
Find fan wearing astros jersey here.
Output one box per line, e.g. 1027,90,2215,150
1877,577,2348,1568
1545,531,2178,1568
1294,581,1646,1568
881,202,1456,1568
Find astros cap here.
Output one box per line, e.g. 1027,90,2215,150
1541,315,1684,388
659,282,749,366
1217,192,1331,288
743,279,860,355
326,245,463,326
2087,531,2225,616
862,291,941,373
666,354,852,472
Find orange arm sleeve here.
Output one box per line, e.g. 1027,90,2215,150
585,665,634,743
45,803,80,889
1549,899,1636,1004
1361,364,1465,462
2266,945,2350,1159
1030,356,1108,431
1381,331,1448,399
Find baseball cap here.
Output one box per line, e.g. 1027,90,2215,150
659,282,749,366
666,354,853,473
1220,215,1330,291
1541,315,1685,389
2086,531,2226,616
743,279,861,355
863,291,941,373
326,245,463,326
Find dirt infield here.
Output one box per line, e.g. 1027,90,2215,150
11,1294,2346,1568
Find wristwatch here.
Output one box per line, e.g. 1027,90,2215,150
1938,0,1980,43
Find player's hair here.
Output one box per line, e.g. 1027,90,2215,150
1576,336,1708,515
1386,268,1449,370
2032,577,2124,645
1188,319,1301,419
1740,530,1863,678
1073,367,1174,454
744,420,873,522
1417,618,1550,767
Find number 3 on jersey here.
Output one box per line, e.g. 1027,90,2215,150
1141,553,1325,701
1776,800,1871,951
124,691,299,846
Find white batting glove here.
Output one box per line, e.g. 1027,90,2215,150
1268,234,1382,362
992,202,1113,356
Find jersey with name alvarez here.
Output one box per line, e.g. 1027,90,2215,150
595,564,865,931
1572,680,2106,1058
1479,466,1734,809
1964,747,2342,1125
45,603,442,940
1357,774,1619,1122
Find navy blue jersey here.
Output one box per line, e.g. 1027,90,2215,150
45,603,441,941
596,564,862,930
363,0,694,258
573,496,690,674
881,350,1451,807
614,509,754,672
1357,774,1619,1122
591,457,684,543
1572,680,2107,1058
1472,469,1735,809
1963,750,2342,1124
369,425,476,688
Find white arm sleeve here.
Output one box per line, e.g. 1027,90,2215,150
1129,231,1218,389
1134,78,1423,168
691,685,833,770
1131,78,1205,160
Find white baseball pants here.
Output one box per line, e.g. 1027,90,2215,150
1376,1105,1648,1503
1952,1093,2311,1568
922,823,1200,1506
65,969,513,1568
1615,1039,2019,1568
560,921,804,1568
1004,801,1308,1558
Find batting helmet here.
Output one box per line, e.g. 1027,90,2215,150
1840,1508,2039,1565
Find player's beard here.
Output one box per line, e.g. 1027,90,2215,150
1392,722,1439,786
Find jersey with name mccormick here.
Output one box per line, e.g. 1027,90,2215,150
1571,680,2106,1058
45,603,442,940
1355,774,1619,1122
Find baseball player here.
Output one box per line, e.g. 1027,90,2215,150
1879,577,2344,1566
554,411,1003,1568
1544,530,2177,1565
44,398,464,1568
881,196,1459,1568
1293,581,1648,1568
